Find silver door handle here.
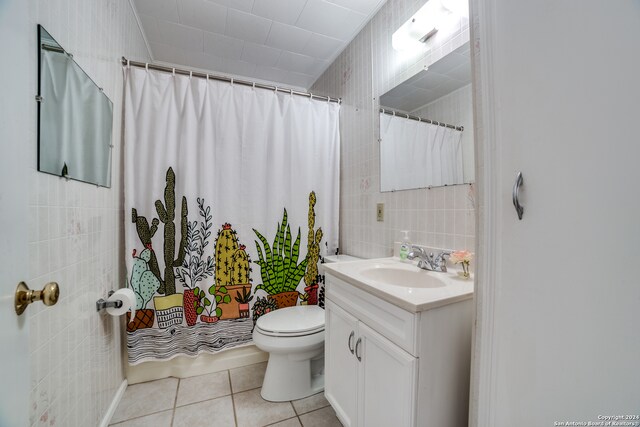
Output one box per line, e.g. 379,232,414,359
512,172,524,220
348,331,355,354
355,337,362,362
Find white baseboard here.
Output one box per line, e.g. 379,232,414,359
100,379,128,427
126,345,268,384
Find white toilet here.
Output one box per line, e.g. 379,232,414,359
253,305,326,401
253,254,361,402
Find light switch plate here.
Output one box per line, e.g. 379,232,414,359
376,203,384,221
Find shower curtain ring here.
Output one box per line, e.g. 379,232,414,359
172,68,175,76
145,63,148,71
231,78,234,86
189,71,192,79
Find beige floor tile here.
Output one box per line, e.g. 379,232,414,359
173,395,235,427
111,378,179,424
292,392,330,415
234,388,296,427
176,371,231,407
229,361,268,393
267,418,302,427
109,410,173,427
298,406,343,427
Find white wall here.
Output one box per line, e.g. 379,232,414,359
26,1,149,425
311,0,475,258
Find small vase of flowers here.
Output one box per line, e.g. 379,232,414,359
450,250,473,279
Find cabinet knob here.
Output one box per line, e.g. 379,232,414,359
355,337,362,362
348,331,355,354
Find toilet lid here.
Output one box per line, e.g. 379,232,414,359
256,305,325,336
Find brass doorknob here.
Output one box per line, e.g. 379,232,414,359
15,281,60,315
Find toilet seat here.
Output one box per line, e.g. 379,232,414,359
255,305,325,337
255,325,324,337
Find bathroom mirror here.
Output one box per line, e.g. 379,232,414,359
378,41,473,192
37,25,113,187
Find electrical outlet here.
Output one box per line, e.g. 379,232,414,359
376,203,384,221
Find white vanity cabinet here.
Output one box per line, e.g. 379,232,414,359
325,299,416,427
324,272,473,427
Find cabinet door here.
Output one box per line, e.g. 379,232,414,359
358,322,417,427
325,298,359,427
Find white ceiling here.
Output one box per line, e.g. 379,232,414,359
133,0,387,89
380,41,471,113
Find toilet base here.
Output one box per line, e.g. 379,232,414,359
260,353,325,402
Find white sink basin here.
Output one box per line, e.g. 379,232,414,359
323,257,474,312
359,266,446,288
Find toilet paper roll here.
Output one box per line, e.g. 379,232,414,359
106,288,136,323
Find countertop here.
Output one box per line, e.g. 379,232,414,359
322,257,474,312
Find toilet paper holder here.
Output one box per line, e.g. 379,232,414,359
96,290,123,312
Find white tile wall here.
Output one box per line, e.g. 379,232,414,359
26,1,149,426
311,0,474,259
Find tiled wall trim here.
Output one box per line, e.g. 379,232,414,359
311,0,474,259
26,1,149,426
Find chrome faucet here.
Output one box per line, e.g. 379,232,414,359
407,246,451,272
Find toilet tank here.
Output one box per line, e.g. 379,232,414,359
318,255,361,308
323,254,361,263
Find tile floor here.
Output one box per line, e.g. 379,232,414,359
110,362,343,427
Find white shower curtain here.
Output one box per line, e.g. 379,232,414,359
380,113,463,190
123,66,339,363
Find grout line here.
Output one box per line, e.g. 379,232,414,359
229,370,239,427
174,391,234,409
173,378,181,408
233,384,263,394
295,402,331,416
170,378,180,426
109,408,173,425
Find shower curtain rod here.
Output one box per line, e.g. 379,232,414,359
379,107,464,131
121,57,341,104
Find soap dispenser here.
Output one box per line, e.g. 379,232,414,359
399,230,411,261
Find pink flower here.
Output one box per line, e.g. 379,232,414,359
450,250,473,264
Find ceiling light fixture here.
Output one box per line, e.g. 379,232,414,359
392,0,466,51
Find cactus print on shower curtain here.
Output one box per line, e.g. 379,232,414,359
125,169,329,364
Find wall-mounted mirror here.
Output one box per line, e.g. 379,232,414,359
38,25,113,187
379,41,473,192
